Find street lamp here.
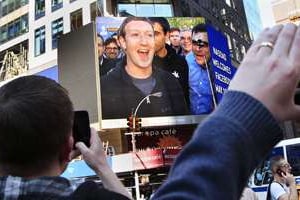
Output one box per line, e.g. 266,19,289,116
127,91,162,200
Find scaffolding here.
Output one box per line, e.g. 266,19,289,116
0,46,28,81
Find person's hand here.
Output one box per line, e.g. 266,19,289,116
75,128,108,173
229,24,300,122
283,171,296,186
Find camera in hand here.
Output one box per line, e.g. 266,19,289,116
73,110,91,148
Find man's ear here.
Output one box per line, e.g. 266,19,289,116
59,134,74,163
118,36,127,51
165,32,170,43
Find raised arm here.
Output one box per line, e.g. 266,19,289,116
152,24,300,200
76,128,132,200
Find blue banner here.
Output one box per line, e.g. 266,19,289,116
36,65,58,82
206,25,236,103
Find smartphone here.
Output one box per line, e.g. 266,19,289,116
276,169,286,177
73,110,91,148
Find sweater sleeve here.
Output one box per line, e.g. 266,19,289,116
152,91,283,200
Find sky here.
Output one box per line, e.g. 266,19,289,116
257,0,276,28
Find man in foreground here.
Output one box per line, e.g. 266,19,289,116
0,75,131,199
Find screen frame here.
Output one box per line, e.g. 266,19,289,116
97,17,214,129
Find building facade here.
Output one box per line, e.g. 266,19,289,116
271,0,300,25
0,0,97,82
243,0,263,39
1,0,252,82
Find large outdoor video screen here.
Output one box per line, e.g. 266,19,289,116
97,17,236,129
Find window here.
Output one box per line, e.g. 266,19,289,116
0,0,28,17
90,2,97,22
117,0,173,17
51,0,63,12
253,146,284,186
35,26,45,56
20,14,29,33
35,0,45,20
286,144,300,176
0,14,28,44
70,9,82,31
52,18,63,49
0,27,8,44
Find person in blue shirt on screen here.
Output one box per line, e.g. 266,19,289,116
186,23,216,115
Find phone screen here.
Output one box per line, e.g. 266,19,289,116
73,110,91,148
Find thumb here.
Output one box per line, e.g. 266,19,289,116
76,142,89,155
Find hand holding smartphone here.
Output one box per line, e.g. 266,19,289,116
276,169,286,177
73,110,91,149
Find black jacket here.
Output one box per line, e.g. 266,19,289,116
153,44,190,106
100,57,121,76
70,181,129,200
100,60,189,119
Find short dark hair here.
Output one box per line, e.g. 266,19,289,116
148,17,170,34
0,75,73,171
192,23,207,35
170,27,180,33
118,17,153,39
104,37,118,47
97,33,104,43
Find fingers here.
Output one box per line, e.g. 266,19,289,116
90,128,102,146
254,25,283,60
272,23,297,57
76,141,89,154
289,26,300,67
247,25,283,58
69,148,81,160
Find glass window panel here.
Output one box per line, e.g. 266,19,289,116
154,4,172,16
35,0,45,20
286,144,300,176
70,9,82,31
118,2,173,16
90,2,97,22
8,22,15,39
7,0,15,13
0,25,8,44
52,0,63,12
52,18,63,49
0,14,28,44
35,26,45,56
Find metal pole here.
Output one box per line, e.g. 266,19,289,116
130,92,162,200
131,119,140,200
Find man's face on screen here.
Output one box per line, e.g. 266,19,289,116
169,30,180,47
153,22,167,54
97,36,104,59
120,20,155,69
192,32,210,66
180,30,192,53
